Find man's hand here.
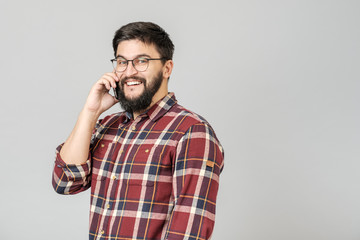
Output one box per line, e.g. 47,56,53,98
84,72,120,117
59,72,120,165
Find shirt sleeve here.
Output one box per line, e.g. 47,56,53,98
52,117,108,195
165,123,224,240
52,144,92,195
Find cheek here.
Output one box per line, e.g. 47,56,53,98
116,71,124,79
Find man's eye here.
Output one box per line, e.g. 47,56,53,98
136,58,148,64
117,59,127,65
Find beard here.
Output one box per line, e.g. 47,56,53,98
115,71,163,114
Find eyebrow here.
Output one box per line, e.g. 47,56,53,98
116,54,152,59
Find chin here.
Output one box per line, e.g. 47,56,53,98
124,87,145,98
125,92,143,101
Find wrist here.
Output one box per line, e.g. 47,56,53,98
80,108,101,126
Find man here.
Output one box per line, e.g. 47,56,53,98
52,22,224,240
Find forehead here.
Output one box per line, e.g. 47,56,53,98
116,40,160,58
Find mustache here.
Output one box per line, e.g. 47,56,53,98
121,76,146,86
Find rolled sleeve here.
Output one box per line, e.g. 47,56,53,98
52,144,92,195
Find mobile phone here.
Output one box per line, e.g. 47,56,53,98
113,82,120,101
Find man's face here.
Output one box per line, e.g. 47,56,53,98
114,40,165,113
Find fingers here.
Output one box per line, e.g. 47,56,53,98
97,72,119,91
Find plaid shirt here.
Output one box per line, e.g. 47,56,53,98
52,92,224,240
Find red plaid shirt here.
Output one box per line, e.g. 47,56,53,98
52,92,224,240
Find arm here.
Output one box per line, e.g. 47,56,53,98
60,72,119,164
52,72,119,194
165,123,224,240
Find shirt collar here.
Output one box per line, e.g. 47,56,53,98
146,92,177,122
124,111,133,122
122,92,177,123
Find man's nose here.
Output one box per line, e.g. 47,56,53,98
123,60,138,76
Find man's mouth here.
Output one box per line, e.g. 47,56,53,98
122,77,145,87
126,80,142,86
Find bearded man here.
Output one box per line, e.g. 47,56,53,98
52,22,224,240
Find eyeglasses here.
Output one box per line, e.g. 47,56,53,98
110,56,167,72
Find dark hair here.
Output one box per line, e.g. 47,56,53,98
112,22,174,62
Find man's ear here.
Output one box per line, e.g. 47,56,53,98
163,60,174,79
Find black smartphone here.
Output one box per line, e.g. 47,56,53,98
113,82,120,101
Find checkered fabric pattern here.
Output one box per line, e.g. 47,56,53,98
52,92,224,240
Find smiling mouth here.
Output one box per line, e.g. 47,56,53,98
126,81,142,86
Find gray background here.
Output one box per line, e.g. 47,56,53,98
0,0,359,239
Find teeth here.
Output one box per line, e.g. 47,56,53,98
127,81,141,86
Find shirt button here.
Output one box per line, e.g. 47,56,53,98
132,126,136,131
107,204,110,209
101,230,105,235
145,149,149,153
112,175,117,180
101,144,105,147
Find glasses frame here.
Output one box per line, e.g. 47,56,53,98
110,57,167,73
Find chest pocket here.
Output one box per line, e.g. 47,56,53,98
120,147,173,186
91,139,116,181
121,145,161,180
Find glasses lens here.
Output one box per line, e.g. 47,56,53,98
133,58,149,72
112,58,127,72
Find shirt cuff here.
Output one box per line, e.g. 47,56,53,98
54,144,91,182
